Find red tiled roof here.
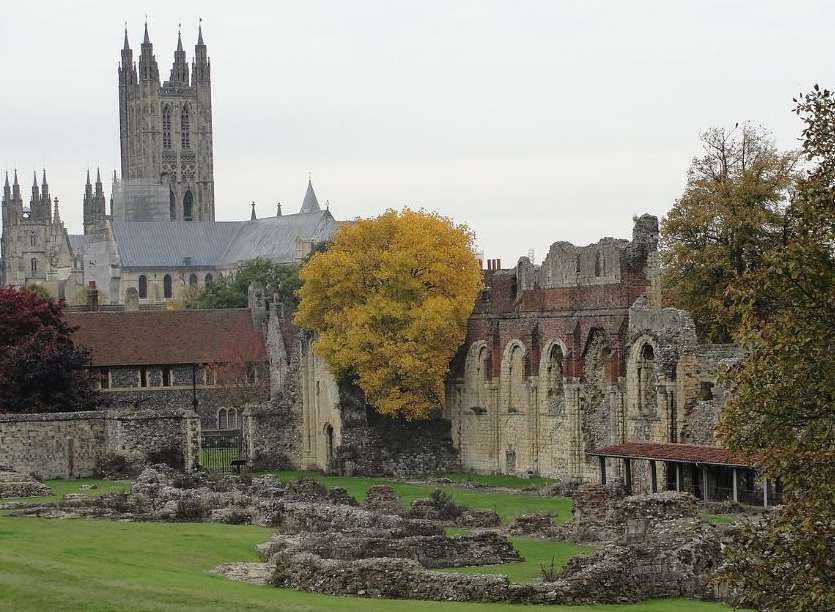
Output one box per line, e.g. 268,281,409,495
65,309,267,367
588,442,759,468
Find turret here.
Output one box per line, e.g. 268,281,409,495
83,168,107,234
40,169,51,221
169,29,189,84
30,171,40,218
53,197,61,224
139,22,159,82
192,21,210,83
118,25,137,87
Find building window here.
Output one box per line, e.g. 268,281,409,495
245,363,257,385
163,274,173,299
183,191,193,222
140,367,148,388
29,233,36,247
162,105,172,149
205,273,213,285
217,408,228,430
162,367,171,387
181,105,190,149
188,273,198,288
100,368,110,390
30,258,37,273
169,190,176,221
138,275,148,299
228,408,238,429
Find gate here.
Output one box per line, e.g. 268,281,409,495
200,429,246,473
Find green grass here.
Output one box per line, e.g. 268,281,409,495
440,472,555,490
442,537,593,583
274,470,572,523
0,515,739,611
1,478,130,506
705,514,738,525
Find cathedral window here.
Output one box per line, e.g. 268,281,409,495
181,105,190,149
205,273,213,285
189,273,198,288
29,233,36,247
169,190,176,221
138,275,148,299
163,274,173,299
162,105,172,149
183,191,194,222
30,258,37,273
217,408,228,430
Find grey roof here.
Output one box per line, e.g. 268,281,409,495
111,210,337,270
300,180,321,214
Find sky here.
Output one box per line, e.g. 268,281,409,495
1,1,832,264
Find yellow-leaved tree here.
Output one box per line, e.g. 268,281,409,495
295,208,482,420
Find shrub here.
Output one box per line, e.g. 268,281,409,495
539,556,560,582
175,495,209,520
429,488,463,519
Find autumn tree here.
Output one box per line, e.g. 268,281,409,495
0,287,98,413
191,257,302,313
295,208,482,420
717,88,835,611
661,123,801,341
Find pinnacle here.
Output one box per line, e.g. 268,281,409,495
13,169,18,186
143,21,150,44
86,169,91,185
4,171,9,188
96,167,102,183
197,19,204,45
123,25,130,50
176,30,184,53
33,170,38,187
42,168,47,186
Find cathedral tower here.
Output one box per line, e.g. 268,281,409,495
118,22,215,222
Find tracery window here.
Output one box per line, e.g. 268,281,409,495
162,105,172,149
183,191,193,222
180,105,190,149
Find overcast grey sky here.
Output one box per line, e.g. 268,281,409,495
0,1,831,263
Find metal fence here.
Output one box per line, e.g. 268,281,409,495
200,429,246,473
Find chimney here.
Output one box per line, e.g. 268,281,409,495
86,281,99,312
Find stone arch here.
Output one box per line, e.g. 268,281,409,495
163,274,173,299
627,335,660,420
323,423,335,465
138,275,148,299
539,338,568,417
183,190,194,221
463,341,489,414
578,328,612,476
188,273,198,288
228,408,238,429
205,273,214,285
501,340,528,414
217,408,228,430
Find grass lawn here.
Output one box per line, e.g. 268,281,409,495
1,478,130,506
442,536,593,583
274,470,572,524
0,515,739,612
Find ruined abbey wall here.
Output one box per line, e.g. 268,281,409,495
444,215,734,491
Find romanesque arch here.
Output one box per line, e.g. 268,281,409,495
539,339,568,417
501,340,527,414
578,328,612,479
627,336,659,422
464,341,489,414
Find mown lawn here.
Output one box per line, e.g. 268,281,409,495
1,478,130,506
442,536,594,583
274,470,572,523
0,515,739,612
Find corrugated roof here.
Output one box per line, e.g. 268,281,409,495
66,309,267,366
588,441,759,468
111,210,336,269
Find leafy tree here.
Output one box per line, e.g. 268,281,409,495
190,258,301,313
0,287,98,413
295,208,482,420
660,123,801,341
717,87,835,611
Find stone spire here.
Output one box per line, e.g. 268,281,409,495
3,171,9,197
40,169,50,212
276,202,282,216
250,201,257,220
12,169,20,200
170,26,189,84
95,167,104,197
300,179,321,214
31,171,39,203
85,169,93,197
53,197,61,224
119,23,137,86
192,19,209,82
139,21,159,82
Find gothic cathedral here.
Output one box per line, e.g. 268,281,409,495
118,22,215,222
